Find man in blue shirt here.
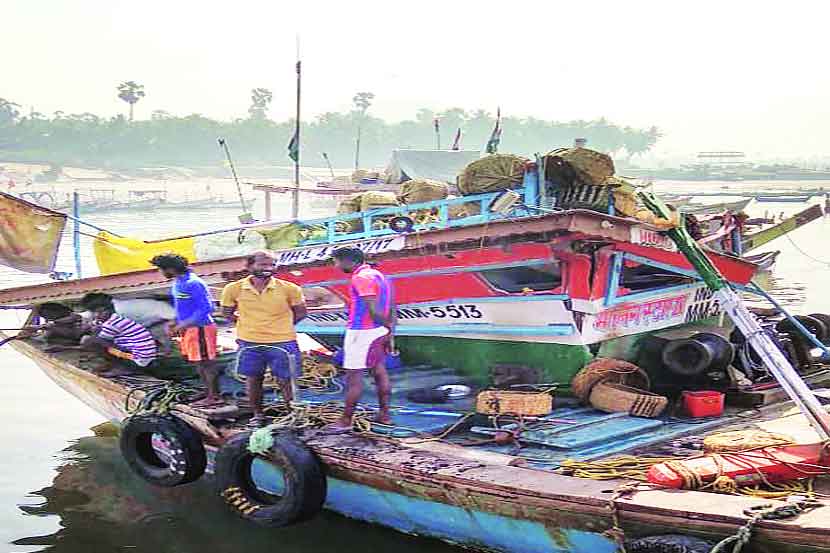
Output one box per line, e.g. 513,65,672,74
151,254,221,407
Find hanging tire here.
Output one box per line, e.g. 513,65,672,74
626,534,714,553
119,413,207,487
777,315,828,344
214,431,326,527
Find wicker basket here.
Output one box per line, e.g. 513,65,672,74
476,390,553,416
571,358,650,403
588,382,668,418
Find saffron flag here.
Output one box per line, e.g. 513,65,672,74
451,128,462,150
0,191,66,273
485,108,502,154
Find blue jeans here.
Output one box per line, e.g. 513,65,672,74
236,340,301,380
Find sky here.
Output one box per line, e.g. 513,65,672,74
4,0,830,159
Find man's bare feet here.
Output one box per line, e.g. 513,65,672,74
319,423,352,435
372,413,393,425
191,396,225,408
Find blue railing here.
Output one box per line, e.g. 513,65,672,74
292,169,542,246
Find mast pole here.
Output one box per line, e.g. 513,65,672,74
292,37,301,219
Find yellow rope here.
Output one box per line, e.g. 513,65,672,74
233,353,342,393
559,454,821,500
262,401,373,433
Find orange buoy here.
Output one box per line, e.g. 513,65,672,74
647,444,829,489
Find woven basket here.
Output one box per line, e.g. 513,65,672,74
476,390,553,416
588,382,668,418
703,430,794,453
571,358,650,403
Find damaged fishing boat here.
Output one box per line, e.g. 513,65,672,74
1,151,830,553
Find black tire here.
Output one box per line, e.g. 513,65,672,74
777,315,828,344
214,431,326,527
626,534,714,553
809,313,830,343
119,413,207,487
662,333,734,377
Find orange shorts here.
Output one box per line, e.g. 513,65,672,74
179,324,218,362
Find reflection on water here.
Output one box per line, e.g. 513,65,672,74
13,435,456,553
3,180,830,551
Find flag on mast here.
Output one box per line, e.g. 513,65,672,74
451,128,462,150
485,107,502,154
288,128,299,163
288,59,301,163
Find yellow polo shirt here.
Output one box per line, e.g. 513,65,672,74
220,276,305,343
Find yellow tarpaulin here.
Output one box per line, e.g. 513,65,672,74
0,192,66,273
94,231,196,275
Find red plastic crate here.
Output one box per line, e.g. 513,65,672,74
682,390,724,418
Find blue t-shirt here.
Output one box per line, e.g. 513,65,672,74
172,270,214,327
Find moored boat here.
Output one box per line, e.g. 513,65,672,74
2,154,829,553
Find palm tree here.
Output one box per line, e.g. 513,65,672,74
117,81,146,122
248,88,273,120
0,98,21,126
352,91,374,170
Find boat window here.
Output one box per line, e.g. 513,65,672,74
479,263,562,293
618,263,693,294
303,287,345,308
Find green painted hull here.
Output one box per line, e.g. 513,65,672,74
398,336,593,386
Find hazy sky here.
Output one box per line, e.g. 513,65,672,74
5,1,830,158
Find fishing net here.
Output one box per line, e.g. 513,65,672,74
703,430,795,453
351,169,382,182
457,154,528,196
359,191,398,212
544,147,615,186
397,179,449,204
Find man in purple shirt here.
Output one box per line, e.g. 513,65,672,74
325,247,395,433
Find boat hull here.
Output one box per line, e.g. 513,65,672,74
12,339,830,553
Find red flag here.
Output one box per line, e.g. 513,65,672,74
451,128,462,150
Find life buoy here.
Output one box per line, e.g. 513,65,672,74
388,216,414,233
119,413,206,486
214,431,326,527
626,534,714,553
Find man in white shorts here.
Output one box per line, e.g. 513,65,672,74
325,247,395,432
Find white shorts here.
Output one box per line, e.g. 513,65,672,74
342,327,390,370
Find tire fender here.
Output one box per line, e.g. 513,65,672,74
214,431,326,527
119,413,207,487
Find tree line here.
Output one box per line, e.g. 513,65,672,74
0,84,661,170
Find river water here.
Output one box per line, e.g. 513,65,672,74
1,179,829,552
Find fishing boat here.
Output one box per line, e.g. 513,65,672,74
755,195,812,203
682,198,752,215
2,160,830,553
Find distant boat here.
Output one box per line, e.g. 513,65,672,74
755,195,811,203
683,198,752,214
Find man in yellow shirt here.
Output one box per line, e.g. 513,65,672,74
220,251,307,426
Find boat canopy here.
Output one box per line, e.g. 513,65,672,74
384,149,481,185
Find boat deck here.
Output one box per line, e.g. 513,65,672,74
27,326,826,473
